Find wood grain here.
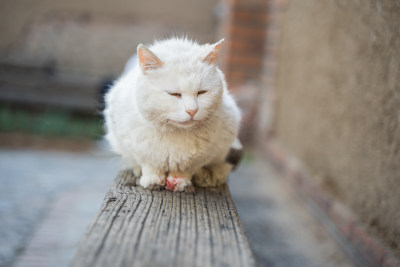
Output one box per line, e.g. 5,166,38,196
71,170,255,267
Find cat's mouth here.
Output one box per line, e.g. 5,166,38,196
169,119,198,127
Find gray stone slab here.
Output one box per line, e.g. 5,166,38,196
0,148,119,266
229,152,354,267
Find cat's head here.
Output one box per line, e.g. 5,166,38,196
134,38,225,129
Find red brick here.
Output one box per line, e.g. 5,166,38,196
232,10,253,21
220,0,270,86
226,72,260,85
226,70,246,80
226,40,248,51
232,0,268,8
229,25,266,39
226,41,265,56
232,10,270,27
227,64,259,73
227,55,264,66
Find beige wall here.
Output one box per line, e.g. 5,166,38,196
0,0,218,77
273,0,400,254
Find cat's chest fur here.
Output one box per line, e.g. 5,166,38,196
130,119,220,173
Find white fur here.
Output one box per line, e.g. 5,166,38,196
104,38,241,191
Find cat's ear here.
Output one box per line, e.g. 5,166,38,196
204,39,224,65
137,44,163,73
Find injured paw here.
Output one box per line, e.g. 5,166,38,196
165,176,192,192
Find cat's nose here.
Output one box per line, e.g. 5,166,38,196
186,109,198,118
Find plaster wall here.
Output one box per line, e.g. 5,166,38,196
273,0,400,254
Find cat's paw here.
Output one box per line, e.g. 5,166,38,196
132,166,142,178
165,176,192,192
140,174,165,189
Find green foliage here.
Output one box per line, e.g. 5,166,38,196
241,150,253,164
0,106,103,139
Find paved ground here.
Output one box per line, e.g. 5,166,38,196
0,146,120,267
229,152,353,267
0,145,353,267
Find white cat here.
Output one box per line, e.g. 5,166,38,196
104,37,241,192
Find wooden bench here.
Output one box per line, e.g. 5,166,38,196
0,63,100,112
71,170,255,267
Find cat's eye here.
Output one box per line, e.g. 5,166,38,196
168,92,182,98
198,90,207,96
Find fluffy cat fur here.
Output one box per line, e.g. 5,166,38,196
104,37,241,191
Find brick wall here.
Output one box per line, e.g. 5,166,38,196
218,0,269,88
217,0,282,142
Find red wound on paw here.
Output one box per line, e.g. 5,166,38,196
165,176,178,191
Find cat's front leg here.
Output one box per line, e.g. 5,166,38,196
192,162,233,187
165,171,193,192
139,164,166,190
121,157,142,178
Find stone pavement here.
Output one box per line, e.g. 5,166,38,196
0,146,353,267
229,152,353,267
0,147,120,266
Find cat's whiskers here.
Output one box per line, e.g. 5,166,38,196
210,111,225,121
148,114,169,129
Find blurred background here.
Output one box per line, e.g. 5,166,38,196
1,0,399,266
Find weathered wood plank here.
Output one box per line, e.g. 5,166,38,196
71,170,255,267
